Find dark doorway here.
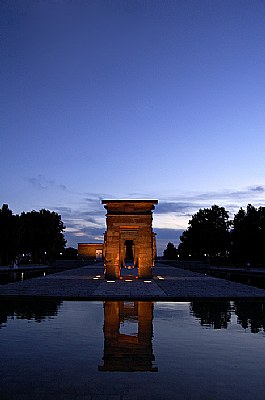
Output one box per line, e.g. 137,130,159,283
125,240,134,264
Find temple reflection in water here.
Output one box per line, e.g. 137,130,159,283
99,301,158,372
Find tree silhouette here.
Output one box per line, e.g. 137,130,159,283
178,205,230,261
0,204,19,265
19,209,66,263
163,242,178,259
231,204,265,265
62,247,78,260
0,205,66,265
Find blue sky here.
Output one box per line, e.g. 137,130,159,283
1,0,265,254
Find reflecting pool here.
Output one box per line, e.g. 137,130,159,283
0,269,61,285
1,300,265,400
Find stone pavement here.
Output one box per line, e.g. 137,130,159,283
1,262,265,300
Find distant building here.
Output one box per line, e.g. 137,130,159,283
78,243,104,261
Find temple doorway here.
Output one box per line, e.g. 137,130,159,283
125,240,134,265
122,239,137,278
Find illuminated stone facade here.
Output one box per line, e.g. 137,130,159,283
78,243,104,260
102,200,158,279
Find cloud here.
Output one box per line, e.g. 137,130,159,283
191,186,265,201
52,206,73,215
84,192,114,201
55,201,106,247
64,227,79,233
127,192,153,198
64,225,104,248
160,185,265,212
249,185,264,192
156,202,202,215
26,175,67,191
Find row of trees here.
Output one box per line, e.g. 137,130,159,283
163,204,265,266
0,204,66,265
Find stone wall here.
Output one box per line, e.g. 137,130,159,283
78,243,104,260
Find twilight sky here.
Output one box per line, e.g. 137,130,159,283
1,0,265,254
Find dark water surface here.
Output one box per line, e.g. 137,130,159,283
0,269,61,285
1,300,265,400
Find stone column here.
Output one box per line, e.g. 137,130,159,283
152,232,157,267
138,226,153,278
104,228,120,279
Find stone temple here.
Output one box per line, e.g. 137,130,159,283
78,200,158,279
102,200,158,279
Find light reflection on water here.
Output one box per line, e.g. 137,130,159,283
0,270,55,285
0,300,265,399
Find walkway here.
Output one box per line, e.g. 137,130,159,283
1,262,265,300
